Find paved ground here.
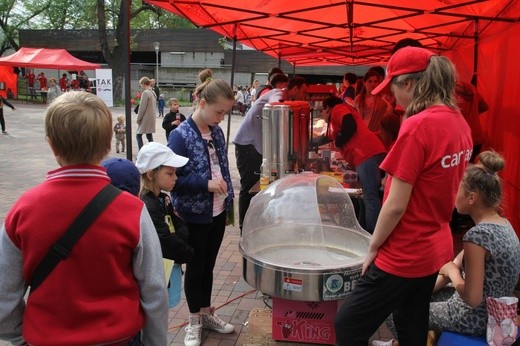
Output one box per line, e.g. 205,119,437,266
0,100,392,345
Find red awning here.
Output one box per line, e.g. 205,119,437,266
0,47,101,70
144,0,517,66
144,0,520,233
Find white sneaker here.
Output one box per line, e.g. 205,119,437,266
371,339,396,346
201,312,234,334
184,315,202,346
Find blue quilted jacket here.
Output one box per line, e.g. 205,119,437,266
167,116,234,223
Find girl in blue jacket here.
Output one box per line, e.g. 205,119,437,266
168,73,236,346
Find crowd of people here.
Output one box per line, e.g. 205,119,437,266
0,39,518,346
23,69,93,104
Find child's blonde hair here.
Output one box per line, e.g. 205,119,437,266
168,98,179,106
139,169,161,198
462,150,505,210
116,114,125,122
45,91,112,165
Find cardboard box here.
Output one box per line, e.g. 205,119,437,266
272,298,337,345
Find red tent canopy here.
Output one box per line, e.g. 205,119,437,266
0,47,101,70
144,0,517,66
146,0,520,233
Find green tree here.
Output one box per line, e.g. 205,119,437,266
96,0,193,101
0,0,50,54
1,0,194,100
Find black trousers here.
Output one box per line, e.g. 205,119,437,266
136,133,153,149
235,144,262,231
0,110,5,132
334,263,437,346
184,212,226,313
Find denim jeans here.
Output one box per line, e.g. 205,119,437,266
355,153,385,232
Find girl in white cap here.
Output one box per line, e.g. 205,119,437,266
335,46,473,346
136,142,194,282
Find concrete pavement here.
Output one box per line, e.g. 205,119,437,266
0,99,391,345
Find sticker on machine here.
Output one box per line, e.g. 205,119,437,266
283,277,303,292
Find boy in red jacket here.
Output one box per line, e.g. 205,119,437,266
0,91,168,345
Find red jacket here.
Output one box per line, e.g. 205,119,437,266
1,165,168,345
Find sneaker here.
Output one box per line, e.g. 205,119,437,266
201,312,234,334
2,131,7,135
184,315,202,346
116,150,120,153
371,339,396,346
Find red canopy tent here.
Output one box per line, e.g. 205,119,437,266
145,0,520,233
0,47,101,98
0,47,101,70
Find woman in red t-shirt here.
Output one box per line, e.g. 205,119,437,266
335,47,473,346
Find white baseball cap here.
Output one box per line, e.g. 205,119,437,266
135,142,188,174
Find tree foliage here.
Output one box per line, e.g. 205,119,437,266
0,0,194,99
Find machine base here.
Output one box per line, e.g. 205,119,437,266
272,298,337,345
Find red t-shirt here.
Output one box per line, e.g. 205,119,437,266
375,105,473,277
59,77,69,91
27,73,35,87
37,75,47,90
327,103,386,166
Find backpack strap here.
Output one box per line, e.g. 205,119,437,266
29,184,122,293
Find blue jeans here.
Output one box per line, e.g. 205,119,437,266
356,153,384,232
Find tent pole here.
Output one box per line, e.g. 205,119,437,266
123,0,132,160
472,18,479,87
226,24,238,153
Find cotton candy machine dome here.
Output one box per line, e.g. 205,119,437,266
239,173,371,301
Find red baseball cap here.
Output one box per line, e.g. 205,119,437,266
372,46,435,95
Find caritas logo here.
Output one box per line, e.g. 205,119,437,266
277,320,332,342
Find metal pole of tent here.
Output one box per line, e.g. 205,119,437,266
123,0,133,160
472,19,479,87
226,24,238,153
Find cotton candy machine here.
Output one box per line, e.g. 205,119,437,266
240,173,371,302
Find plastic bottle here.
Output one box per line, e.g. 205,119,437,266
260,159,270,190
270,163,278,183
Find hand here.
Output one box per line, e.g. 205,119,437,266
173,120,181,126
208,179,227,195
439,261,458,278
362,247,378,275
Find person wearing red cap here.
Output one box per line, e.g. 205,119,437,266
334,46,473,346
322,95,386,233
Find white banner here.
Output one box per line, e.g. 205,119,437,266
95,69,113,107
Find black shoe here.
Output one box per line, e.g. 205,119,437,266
117,150,120,153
